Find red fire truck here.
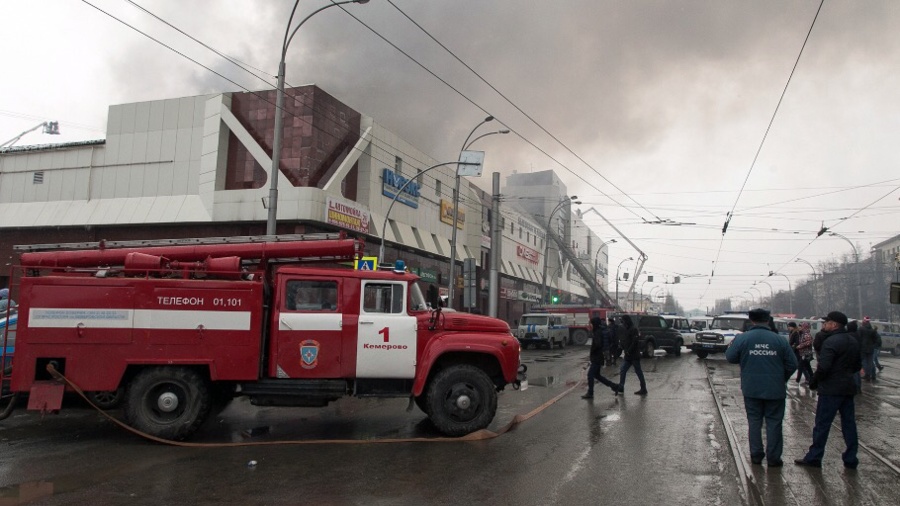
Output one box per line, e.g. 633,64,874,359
0,233,524,439
530,305,616,345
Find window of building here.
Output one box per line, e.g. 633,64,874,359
416,168,422,184
435,179,441,197
394,156,403,176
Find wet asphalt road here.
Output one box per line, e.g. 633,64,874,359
1,347,894,505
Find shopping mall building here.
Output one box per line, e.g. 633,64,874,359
0,85,612,324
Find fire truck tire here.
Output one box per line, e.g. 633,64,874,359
87,388,124,410
426,365,497,437
571,329,590,346
125,367,211,441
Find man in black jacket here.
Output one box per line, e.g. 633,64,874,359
582,316,620,399
795,311,862,469
617,315,647,395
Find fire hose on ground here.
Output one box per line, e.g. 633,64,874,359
35,363,580,447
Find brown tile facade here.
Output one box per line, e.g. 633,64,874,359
225,86,360,200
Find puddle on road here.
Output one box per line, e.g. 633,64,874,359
600,412,621,422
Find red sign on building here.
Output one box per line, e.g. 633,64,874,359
516,244,539,264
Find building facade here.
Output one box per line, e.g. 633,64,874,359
0,85,607,323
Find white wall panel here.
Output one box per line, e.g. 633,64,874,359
127,165,143,198
177,97,195,128
163,99,179,130
134,102,151,133
100,166,116,198
59,170,77,200
189,127,203,161
48,171,63,201
142,163,159,197
107,105,122,135
171,161,190,195
156,161,174,196
131,132,148,163
185,160,199,194
160,130,176,160
70,200,98,224
120,103,136,133
72,169,90,200
48,151,65,170
148,101,165,131
174,128,192,162
146,130,162,162
158,195,184,222
105,135,120,165
119,133,134,165
64,149,80,167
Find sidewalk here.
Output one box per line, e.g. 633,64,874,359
707,358,900,505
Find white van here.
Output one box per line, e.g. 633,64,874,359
515,313,569,349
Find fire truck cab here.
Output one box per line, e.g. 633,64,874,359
1,234,524,440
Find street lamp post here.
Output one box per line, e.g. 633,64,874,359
756,281,774,308
748,285,763,306
615,257,634,309
446,125,507,309
829,232,863,318
540,196,579,303
593,239,616,286
447,116,499,308
768,272,793,314
795,258,818,316
267,0,370,236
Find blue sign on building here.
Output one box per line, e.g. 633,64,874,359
382,168,420,208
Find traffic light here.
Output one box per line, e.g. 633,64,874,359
551,290,560,304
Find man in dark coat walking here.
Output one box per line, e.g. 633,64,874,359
617,315,647,395
726,308,797,467
582,315,620,399
795,311,862,469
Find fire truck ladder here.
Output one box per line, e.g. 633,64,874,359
546,227,615,307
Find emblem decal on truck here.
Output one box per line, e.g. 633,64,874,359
300,339,320,369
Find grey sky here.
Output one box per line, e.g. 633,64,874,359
2,0,898,312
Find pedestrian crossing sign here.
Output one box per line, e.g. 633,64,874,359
355,257,378,271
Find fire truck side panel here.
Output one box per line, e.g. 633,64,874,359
11,276,264,393
355,279,417,379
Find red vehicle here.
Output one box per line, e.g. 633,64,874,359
530,305,616,345
1,233,524,439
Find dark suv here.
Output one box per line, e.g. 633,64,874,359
612,313,684,357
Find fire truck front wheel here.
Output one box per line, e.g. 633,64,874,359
426,364,498,437
125,367,211,441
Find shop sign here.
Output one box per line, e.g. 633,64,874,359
325,196,370,234
500,287,520,300
440,199,465,229
519,292,541,303
382,168,420,208
417,268,438,283
481,235,491,248
516,244,540,264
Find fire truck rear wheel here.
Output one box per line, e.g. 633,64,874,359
571,329,590,346
426,364,497,437
125,367,211,441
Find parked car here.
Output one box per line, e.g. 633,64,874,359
661,314,697,349
612,312,684,357
690,313,753,359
